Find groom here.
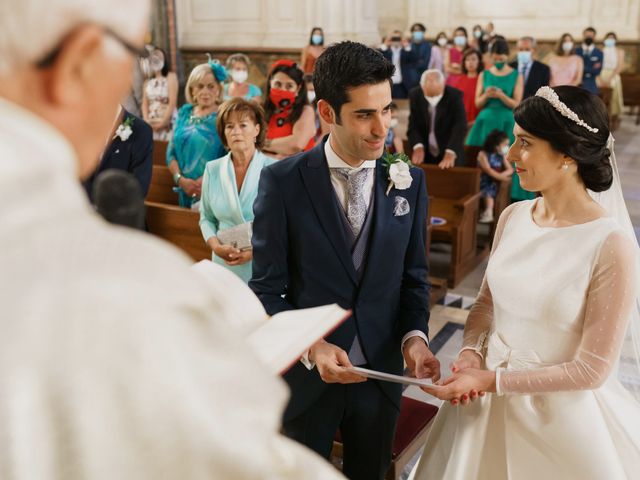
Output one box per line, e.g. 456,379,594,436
250,41,440,480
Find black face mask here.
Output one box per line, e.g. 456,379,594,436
584,37,594,46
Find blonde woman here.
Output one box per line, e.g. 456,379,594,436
166,60,227,207
598,31,625,120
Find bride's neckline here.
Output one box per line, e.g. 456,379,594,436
529,198,610,230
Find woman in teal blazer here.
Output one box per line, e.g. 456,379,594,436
199,98,275,282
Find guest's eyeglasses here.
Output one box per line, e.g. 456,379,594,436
36,25,147,69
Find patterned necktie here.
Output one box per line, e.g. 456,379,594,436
336,168,369,237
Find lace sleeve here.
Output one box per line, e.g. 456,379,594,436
460,203,518,357
498,230,638,395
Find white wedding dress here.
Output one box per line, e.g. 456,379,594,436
412,199,640,480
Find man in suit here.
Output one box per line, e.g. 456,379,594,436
250,41,440,480
510,36,550,99
380,30,413,99
83,106,152,201
407,69,467,169
407,22,432,90
576,27,603,94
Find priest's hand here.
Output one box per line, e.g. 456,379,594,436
403,336,441,382
309,340,367,384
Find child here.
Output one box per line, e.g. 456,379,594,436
385,102,404,153
477,129,513,223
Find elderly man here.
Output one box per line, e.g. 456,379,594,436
509,36,550,99
408,69,467,169
0,1,344,479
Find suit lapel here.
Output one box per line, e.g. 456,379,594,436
300,144,358,284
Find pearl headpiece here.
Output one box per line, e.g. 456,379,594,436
535,86,599,133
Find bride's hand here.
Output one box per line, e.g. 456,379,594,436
450,350,482,373
431,369,496,406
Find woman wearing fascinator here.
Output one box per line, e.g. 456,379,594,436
166,57,227,207
262,59,316,159
410,85,640,479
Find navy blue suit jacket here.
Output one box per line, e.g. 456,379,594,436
408,41,433,88
84,110,153,201
381,47,415,94
575,46,603,94
249,139,430,421
509,60,551,99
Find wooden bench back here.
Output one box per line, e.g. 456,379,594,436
147,165,179,205
153,140,168,166
463,145,481,168
419,165,480,200
145,201,211,262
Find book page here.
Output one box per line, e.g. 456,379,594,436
345,366,443,392
247,304,349,374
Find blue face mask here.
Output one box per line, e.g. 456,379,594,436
311,34,323,45
453,35,466,47
517,51,532,65
412,31,425,42
604,38,616,48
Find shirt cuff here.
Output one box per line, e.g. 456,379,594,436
300,349,315,370
401,330,429,350
413,143,424,151
445,149,457,159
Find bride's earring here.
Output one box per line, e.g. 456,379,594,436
563,162,569,171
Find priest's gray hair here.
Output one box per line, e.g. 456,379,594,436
0,0,149,74
420,69,445,85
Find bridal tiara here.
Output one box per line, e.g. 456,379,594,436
535,86,600,133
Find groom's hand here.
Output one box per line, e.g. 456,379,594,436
309,340,367,384
403,337,441,382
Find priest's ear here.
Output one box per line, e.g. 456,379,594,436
317,99,341,126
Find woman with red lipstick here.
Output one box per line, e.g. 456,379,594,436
262,60,316,159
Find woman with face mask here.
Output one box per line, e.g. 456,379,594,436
466,39,530,201
469,24,488,54
445,26,468,86
429,31,448,73
598,32,625,125
223,53,262,102
262,60,316,159
141,47,178,141
549,33,584,88
300,27,325,74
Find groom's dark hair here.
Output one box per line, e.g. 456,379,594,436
313,41,394,124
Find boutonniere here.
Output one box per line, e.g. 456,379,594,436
113,116,134,142
382,151,412,196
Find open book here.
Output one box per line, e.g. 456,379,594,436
346,366,442,393
191,260,349,374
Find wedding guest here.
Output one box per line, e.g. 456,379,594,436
223,53,262,101
0,1,346,478
304,73,329,143
510,36,550,99
381,29,413,98
477,129,513,223
407,22,432,89
141,46,177,140
430,31,448,72
301,27,325,74
598,31,625,121
262,60,316,158
445,26,468,86
166,60,227,207
576,26,603,94
453,48,483,124
408,69,467,169
200,98,275,283
549,33,583,87
469,24,487,53
384,102,404,154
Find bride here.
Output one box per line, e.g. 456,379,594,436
411,85,640,479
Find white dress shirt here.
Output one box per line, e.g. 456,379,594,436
301,138,429,369
0,97,343,480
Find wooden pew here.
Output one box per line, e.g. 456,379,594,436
145,201,211,262
153,140,169,166
621,73,640,125
463,145,481,168
420,165,482,287
147,165,179,205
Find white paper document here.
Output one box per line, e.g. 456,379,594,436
346,366,443,391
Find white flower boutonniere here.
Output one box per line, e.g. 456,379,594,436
113,116,134,142
383,151,413,196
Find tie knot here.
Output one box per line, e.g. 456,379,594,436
336,168,369,187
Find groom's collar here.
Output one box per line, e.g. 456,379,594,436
324,135,377,171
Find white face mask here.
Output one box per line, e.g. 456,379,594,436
562,41,574,53
307,90,316,103
231,69,248,84
437,38,448,47
500,145,509,156
426,94,443,106
389,118,398,129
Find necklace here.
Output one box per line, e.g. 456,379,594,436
189,107,217,125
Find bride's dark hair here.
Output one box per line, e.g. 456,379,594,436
513,86,612,192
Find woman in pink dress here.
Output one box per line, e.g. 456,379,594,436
445,26,468,86
548,33,584,87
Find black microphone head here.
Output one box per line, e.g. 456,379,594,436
93,170,145,230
